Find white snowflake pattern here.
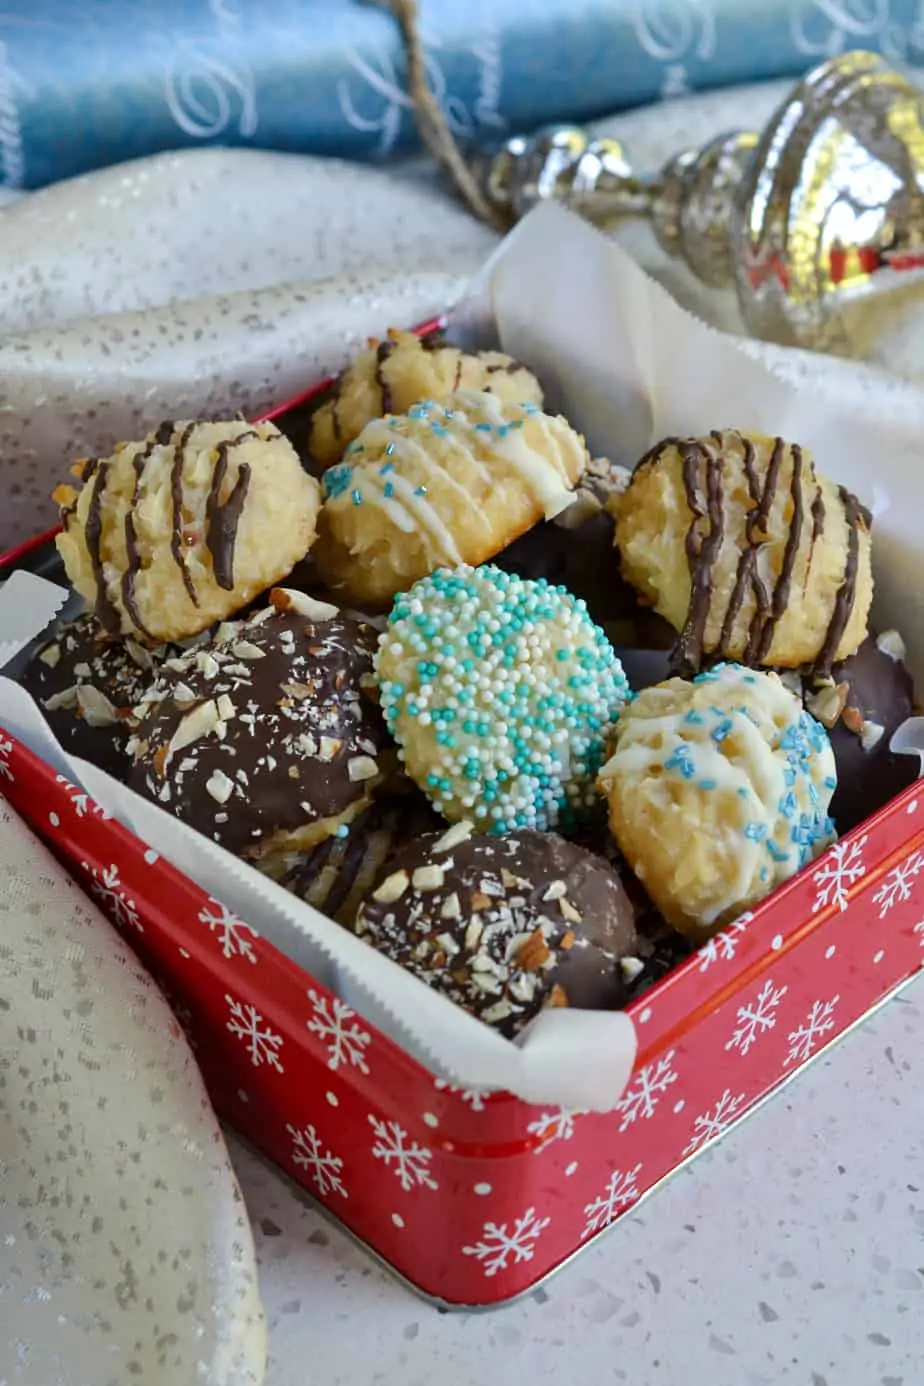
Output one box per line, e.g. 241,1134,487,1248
0,735,14,781
80,862,142,932
433,1078,488,1112
197,897,258,963
698,912,753,970
682,1089,747,1156
812,836,868,913
287,1123,348,1199
526,1108,585,1151
725,979,787,1057
462,1207,551,1277
306,989,371,1073
581,1164,643,1239
872,852,924,920
225,994,284,1071
615,1052,678,1132
54,773,109,819
784,996,840,1067
914,919,924,950
368,1115,437,1192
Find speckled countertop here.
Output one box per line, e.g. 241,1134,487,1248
229,972,923,1386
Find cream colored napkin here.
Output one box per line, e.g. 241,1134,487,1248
0,797,266,1385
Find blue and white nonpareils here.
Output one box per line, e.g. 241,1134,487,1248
375,564,631,833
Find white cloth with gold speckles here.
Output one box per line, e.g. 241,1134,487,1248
0,797,266,1385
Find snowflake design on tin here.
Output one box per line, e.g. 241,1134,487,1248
80,861,142,932
615,1052,678,1132
0,735,14,780
872,852,924,920
307,989,371,1074
287,1123,348,1199
197,897,258,963
526,1108,586,1151
914,919,924,949
581,1164,643,1239
462,1207,552,1277
54,773,110,819
225,994,284,1071
368,1115,437,1192
724,979,787,1057
784,996,839,1067
812,836,868,913
682,1088,747,1156
433,1078,488,1112
698,912,752,970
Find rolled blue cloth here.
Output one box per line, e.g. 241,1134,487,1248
1,0,922,188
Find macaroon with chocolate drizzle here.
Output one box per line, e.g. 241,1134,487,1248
353,824,640,1036
127,589,391,859
612,429,873,675
308,327,543,467
53,418,321,645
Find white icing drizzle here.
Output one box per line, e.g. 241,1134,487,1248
358,463,464,566
455,389,580,518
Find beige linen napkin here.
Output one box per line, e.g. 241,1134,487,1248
0,797,266,1385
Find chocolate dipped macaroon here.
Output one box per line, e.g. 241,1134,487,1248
353,824,639,1036
128,589,390,859
613,429,873,674
20,611,173,779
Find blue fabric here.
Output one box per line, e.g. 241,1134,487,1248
1,1,922,189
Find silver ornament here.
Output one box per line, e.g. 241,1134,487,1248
471,52,924,359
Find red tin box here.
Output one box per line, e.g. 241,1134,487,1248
2,362,923,1309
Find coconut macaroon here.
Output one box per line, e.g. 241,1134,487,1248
127,589,389,860
375,564,630,834
598,663,837,942
309,328,543,466
54,419,321,644
612,429,872,673
313,391,589,609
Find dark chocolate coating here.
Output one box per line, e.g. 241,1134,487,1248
19,611,167,779
814,633,916,834
354,828,639,1036
274,790,441,925
128,600,389,857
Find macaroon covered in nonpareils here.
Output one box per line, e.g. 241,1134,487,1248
374,564,631,834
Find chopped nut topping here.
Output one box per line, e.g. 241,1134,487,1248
860,719,886,751
546,984,569,1009
76,684,120,727
470,890,493,912
411,864,445,891
318,736,342,762
431,820,473,853
231,641,265,660
43,685,79,712
560,930,575,951
508,974,539,1004
73,661,91,678
806,681,849,729
470,972,502,995
558,897,582,925
481,999,514,1024
435,932,460,957
195,651,221,679
620,956,645,982
153,743,170,777
373,869,410,903
38,643,61,668
516,930,552,972
270,587,339,621
347,755,378,782
841,704,864,736
215,693,236,721
440,892,461,920
206,769,235,804
542,880,567,902
168,698,222,755
464,917,483,951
